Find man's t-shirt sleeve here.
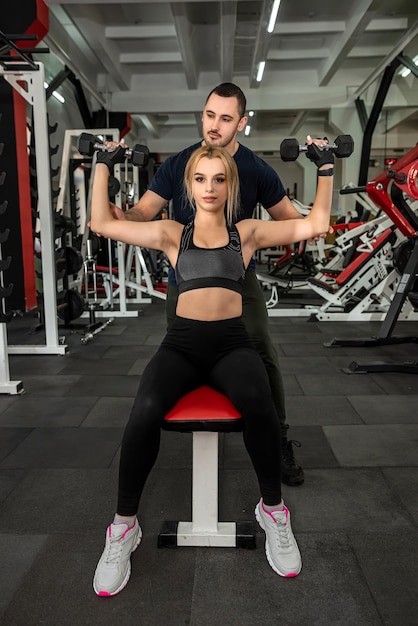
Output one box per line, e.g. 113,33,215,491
235,146,287,220
148,158,174,201
259,162,287,210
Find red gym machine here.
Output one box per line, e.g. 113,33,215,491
326,145,418,373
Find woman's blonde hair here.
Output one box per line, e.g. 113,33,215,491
184,145,240,224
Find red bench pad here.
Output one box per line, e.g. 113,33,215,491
163,386,242,432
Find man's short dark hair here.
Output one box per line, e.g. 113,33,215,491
205,83,247,118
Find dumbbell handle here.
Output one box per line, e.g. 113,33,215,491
298,142,338,153
93,141,133,159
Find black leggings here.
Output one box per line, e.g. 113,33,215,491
117,316,282,515
166,272,288,437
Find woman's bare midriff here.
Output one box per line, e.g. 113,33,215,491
175,288,243,321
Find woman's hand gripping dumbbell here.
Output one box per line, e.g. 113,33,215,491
77,132,149,170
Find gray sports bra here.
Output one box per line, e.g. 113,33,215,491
175,221,246,295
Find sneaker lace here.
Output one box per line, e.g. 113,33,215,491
104,534,123,565
271,510,292,549
281,439,301,468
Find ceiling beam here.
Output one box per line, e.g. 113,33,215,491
271,17,407,36
350,20,418,100
111,85,347,114
268,49,328,62
120,52,182,64
261,44,399,64
170,2,198,89
137,114,161,138
63,3,131,90
272,20,345,35
105,25,177,39
44,6,108,106
318,0,378,86
288,111,308,137
249,0,273,89
220,1,237,83
379,107,418,133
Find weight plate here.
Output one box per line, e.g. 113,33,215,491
65,246,83,274
393,239,413,274
57,289,85,321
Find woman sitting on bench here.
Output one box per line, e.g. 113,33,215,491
91,139,334,596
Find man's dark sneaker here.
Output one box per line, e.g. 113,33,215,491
281,439,304,486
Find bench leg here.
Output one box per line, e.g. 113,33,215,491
158,432,255,548
192,431,219,533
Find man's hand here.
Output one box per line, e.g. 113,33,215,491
300,225,333,252
109,202,127,221
88,202,127,235
307,224,334,243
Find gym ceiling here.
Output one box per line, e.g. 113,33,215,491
41,0,418,153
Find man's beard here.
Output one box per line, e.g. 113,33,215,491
204,129,236,148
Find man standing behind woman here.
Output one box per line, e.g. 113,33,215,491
109,83,333,485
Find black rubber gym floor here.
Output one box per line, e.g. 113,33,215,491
1,298,417,625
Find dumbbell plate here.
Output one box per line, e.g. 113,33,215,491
78,132,96,156
280,138,300,162
131,144,150,167
108,175,121,198
280,139,299,161
335,135,354,158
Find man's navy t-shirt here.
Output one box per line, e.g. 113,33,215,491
148,141,287,282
